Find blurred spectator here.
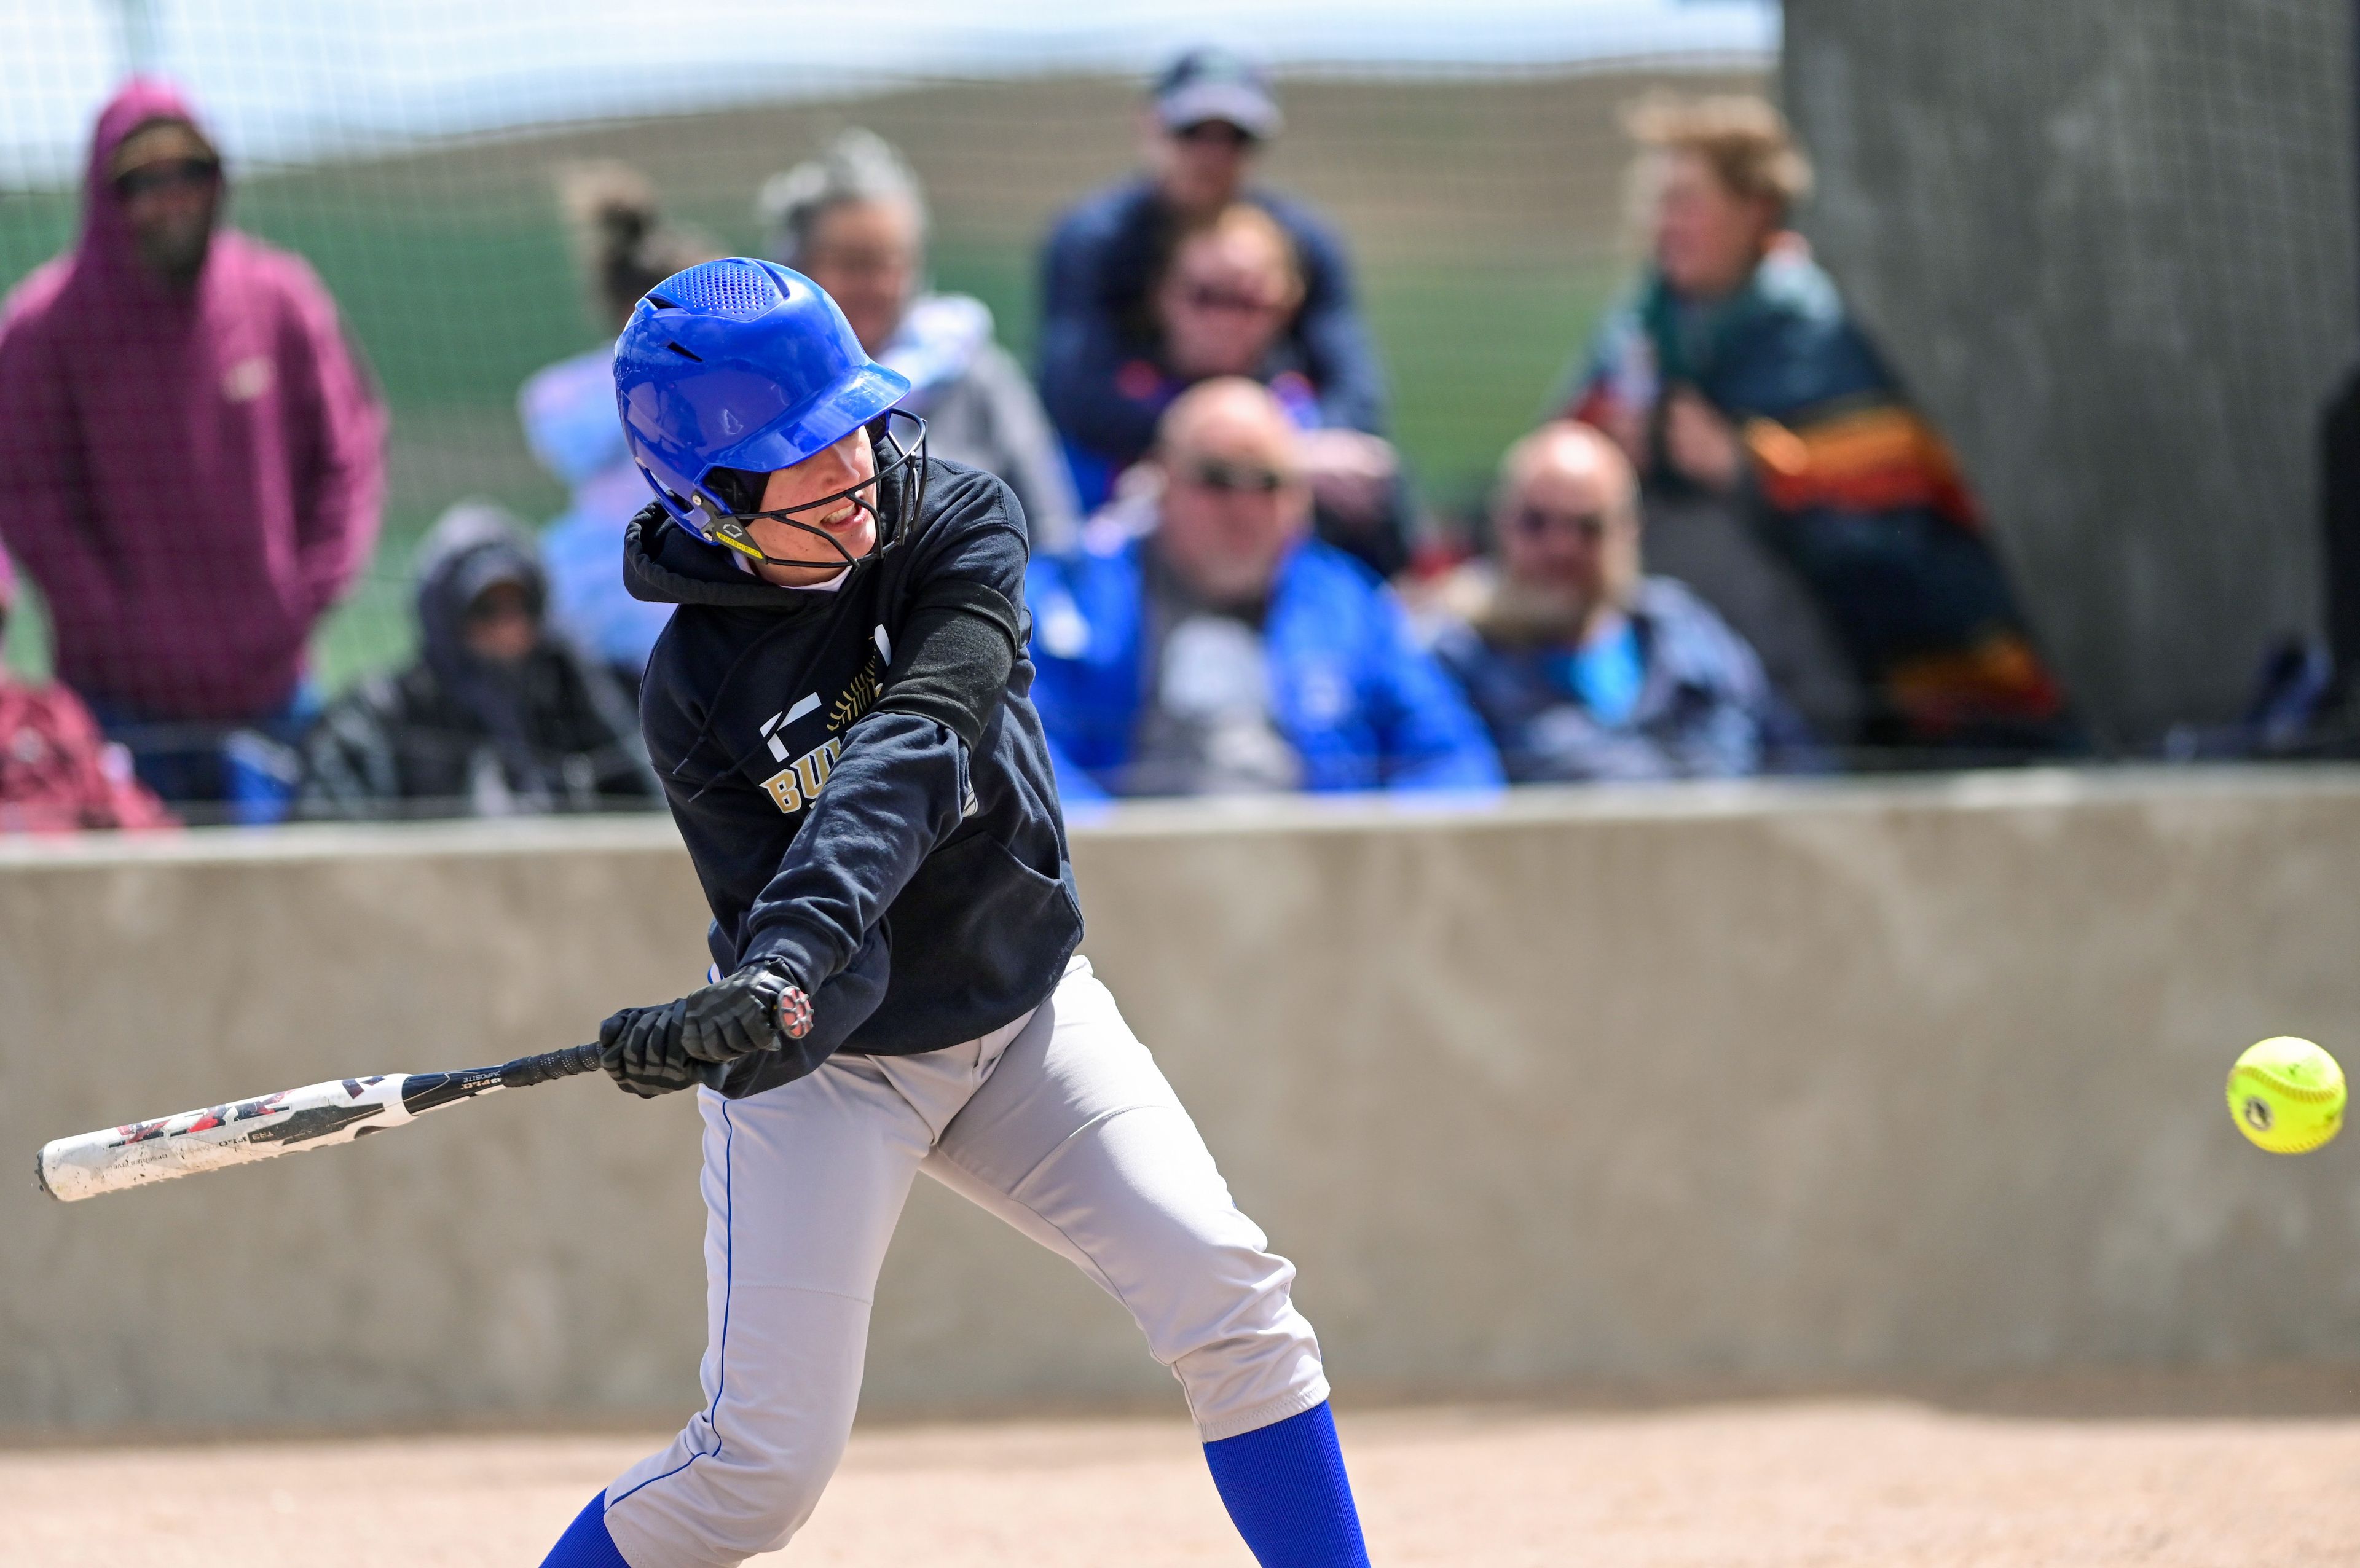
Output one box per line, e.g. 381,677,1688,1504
2161,635,2343,761
296,503,659,820
2329,368,2360,690
758,129,1080,555
2278,364,2360,755
1428,423,1816,782
0,546,174,833
1061,202,1413,578
1039,48,1388,517
1565,93,2076,761
0,79,386,822
524,162,717,680
1026,378,1500,798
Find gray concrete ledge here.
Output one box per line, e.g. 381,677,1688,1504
1,763,2351,868
4,766,2356,1433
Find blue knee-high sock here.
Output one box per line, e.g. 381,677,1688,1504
540,1492,630,1568
1203,1401,1372,1566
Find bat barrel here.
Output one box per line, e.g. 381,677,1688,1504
37,1044,605,1202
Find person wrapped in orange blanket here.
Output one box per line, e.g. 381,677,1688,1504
1565,94,2080,761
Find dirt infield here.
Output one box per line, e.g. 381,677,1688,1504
8,1395,2360,1566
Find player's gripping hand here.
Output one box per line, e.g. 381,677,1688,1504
682,962,814,1064
599,998,699,1098
599,963,815,1098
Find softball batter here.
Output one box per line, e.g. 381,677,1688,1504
535,257,1371,1567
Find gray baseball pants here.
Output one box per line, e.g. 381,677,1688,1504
599,955,1330,1566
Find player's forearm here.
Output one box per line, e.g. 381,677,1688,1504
736,710,972,987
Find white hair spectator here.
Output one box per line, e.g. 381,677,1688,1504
757,128,928,271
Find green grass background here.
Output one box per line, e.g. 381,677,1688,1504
0,67,1750,689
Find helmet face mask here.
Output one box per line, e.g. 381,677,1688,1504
684,410,928,574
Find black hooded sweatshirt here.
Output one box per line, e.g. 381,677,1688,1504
296,503,658,819
624,456,1084,1099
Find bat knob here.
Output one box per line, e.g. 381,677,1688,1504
775,984,814,1042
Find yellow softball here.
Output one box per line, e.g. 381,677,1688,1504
2227,1037,2345,1154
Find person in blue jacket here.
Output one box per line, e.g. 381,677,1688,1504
1038,47,1386,512
1564,94,2075,758
1028,377,1502,799
1427,422,1821,782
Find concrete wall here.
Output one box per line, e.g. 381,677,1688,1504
4,773,2360,1435
1782,1,2358,742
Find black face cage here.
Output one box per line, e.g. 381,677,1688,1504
691,410,928,573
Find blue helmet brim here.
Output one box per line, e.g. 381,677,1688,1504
700,362,912,486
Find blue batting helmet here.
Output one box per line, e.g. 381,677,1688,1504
614,258,914,559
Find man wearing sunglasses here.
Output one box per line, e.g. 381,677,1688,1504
1428,421,1817,782
1037,46,1386,508
0,80,385,822
538,261,1374,1568
1026,377,1500,798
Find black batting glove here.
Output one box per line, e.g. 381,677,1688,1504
599,963,814,1100
680,960,814,1064
599,998,698,1099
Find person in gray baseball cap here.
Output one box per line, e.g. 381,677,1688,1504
1036,46,1388,519
1151,44,1286,143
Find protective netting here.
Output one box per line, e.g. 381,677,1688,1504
1782,0,2359,750
13,2,2345,817
2,7,1761,717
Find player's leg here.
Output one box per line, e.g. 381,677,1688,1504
541,1051,953,1568
925,955,1371,1566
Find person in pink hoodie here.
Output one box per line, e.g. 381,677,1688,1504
0,79,386,821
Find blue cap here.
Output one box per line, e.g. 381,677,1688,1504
1153,47,1282,140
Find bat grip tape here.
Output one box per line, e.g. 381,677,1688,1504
498,1040,605,1089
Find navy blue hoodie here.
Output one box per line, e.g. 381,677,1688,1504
624,455,1083,1099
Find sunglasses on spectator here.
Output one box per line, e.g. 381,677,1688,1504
465,584,537,623
1512,506,1612,541
808,244,914,280
114,158,221,199
1179,457,1292,494
1176,282,1285,316
1174,121,1254,149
